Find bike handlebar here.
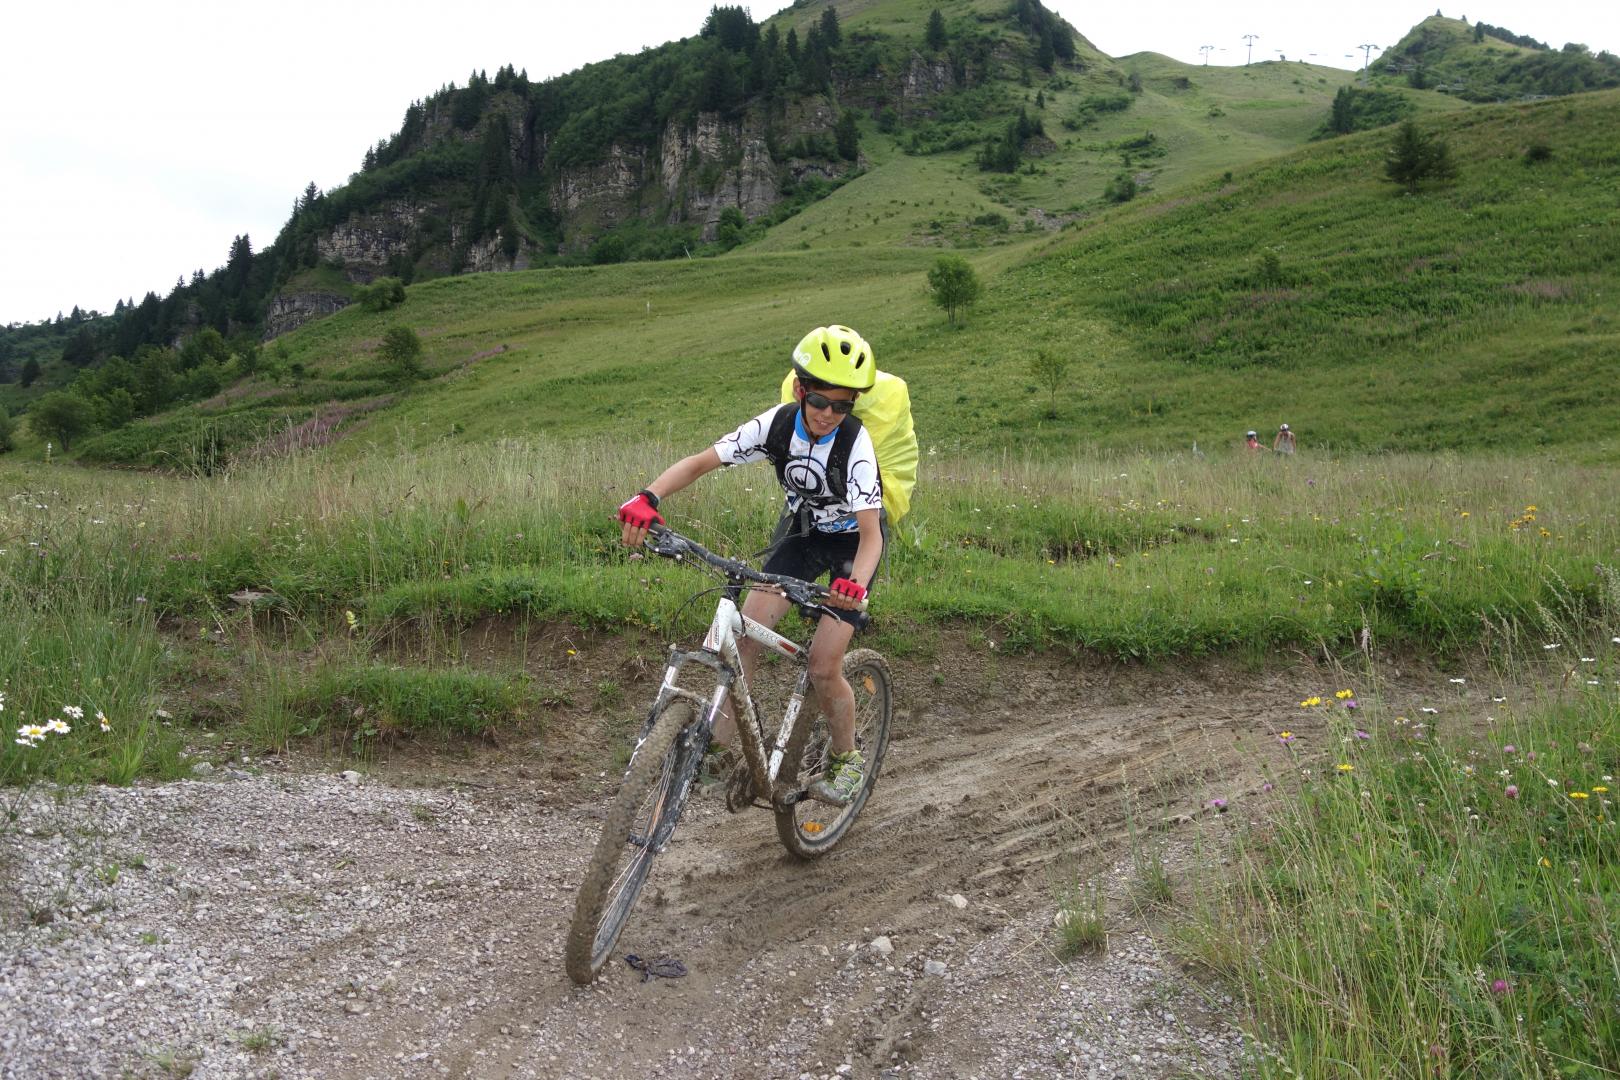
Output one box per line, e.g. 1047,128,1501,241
643,524,867,614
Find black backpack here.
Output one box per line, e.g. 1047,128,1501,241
762,403,864,509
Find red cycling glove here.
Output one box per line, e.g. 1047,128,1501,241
617,491,664,530
830,577,867,603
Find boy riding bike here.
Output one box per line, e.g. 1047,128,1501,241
617,325,885,805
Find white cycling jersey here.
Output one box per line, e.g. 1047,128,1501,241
714,407,882,533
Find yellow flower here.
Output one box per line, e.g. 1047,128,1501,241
1336,763,1354,773
1593,786,1609,794
566,648,577,657
1569,791,1589,800
1335,689,1354,700
1538,857,1552,868
1300,696,1323,708
344,610,359,632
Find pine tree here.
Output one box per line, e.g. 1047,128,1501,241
835,110,860,160
1329,86,1355,134
819,6,841,48
1385,120,1458,193
926,9,947,52
20,357,41,388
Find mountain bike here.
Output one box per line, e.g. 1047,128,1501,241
564,523,893,985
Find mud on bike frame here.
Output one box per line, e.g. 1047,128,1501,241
640,522,863,809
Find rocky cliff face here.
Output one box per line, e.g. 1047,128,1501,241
264,292,349,339
316,201,427,279
272,82,919,330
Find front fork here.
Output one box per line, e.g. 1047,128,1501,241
650,643,815,805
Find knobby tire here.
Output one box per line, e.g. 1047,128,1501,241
565,700,701,984
774,649,892,859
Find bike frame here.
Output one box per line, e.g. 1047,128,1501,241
646,590,814,808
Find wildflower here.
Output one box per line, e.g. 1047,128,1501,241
1278,731,1295,743
1503,744,1516,753
1421,707,1438,714
1336,763,1354,773
1492,979,1510,995
1448,678,1465,684
1261,782,1274,793
1538,857,1551,868
1505,785,1519,798
1208,798,1228,812
1335,689,1354,700
1580,657,1596,663
1462,765,1474,776
1492,696,1507,703
0,691,5,712
1543,643,1560,650
1594,786,1609,794
1569,792,1589,800
344,610,359,632
1299,696,1322,708
62,705,84,720
155,708,172,719
17,724,47,744
1343,699,1360,711
97,711,110,733
45,718,71,735
1354,730,1370,740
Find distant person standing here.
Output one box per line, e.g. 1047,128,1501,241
1273,423,1296,455
1245,430,1263,452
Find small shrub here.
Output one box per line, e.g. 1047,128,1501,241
1524,141,1554,163
378,327,425,383
355,277,406,313
1103,173,1138,204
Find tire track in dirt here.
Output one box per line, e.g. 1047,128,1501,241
414,658,1340,1079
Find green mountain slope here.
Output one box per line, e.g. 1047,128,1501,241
68,88,1618,468
1371,15,1620,100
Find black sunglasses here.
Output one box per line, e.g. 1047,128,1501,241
802,391,855,415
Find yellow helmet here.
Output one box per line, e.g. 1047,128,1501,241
791,325,876,391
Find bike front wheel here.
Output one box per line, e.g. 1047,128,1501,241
565,699,703,984
775,648,893,859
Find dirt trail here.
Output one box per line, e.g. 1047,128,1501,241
2,642,1441,1079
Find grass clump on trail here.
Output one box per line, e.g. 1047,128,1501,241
1182,646,1620,1077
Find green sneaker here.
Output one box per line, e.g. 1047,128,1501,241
809,749,865,806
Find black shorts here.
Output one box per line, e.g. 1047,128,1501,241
762,515,887,630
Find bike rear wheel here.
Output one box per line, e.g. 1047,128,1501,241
565,700,703,984
774,649,892,859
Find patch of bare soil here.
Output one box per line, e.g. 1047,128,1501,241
1,631,1464,1079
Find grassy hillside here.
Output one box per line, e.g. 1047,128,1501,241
1372,15,1620,100
44,86,1613,470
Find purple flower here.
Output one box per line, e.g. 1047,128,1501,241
1491,979,1510,995
1343,699,1360,711
1208,798,1228,812
1505,785,1519,799
1502,744,1516,754
1354,729,1371,740
1261,782,1274,793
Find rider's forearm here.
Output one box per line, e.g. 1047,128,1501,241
644,448,723,503
850,510,883,588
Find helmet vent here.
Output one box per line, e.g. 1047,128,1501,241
840,341,851,355
855,354,865,368
821,344,831,362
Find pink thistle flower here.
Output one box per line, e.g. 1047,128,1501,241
1354,730,1371,740
1491,979,1510,995
1208,798,1228,812
1505,785,1519,798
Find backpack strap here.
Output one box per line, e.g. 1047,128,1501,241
762,402,862,506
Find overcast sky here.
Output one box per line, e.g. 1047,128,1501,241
2,1,1613,326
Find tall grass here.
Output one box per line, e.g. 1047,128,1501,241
1181,654,1620,1077
4,440,1616,784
